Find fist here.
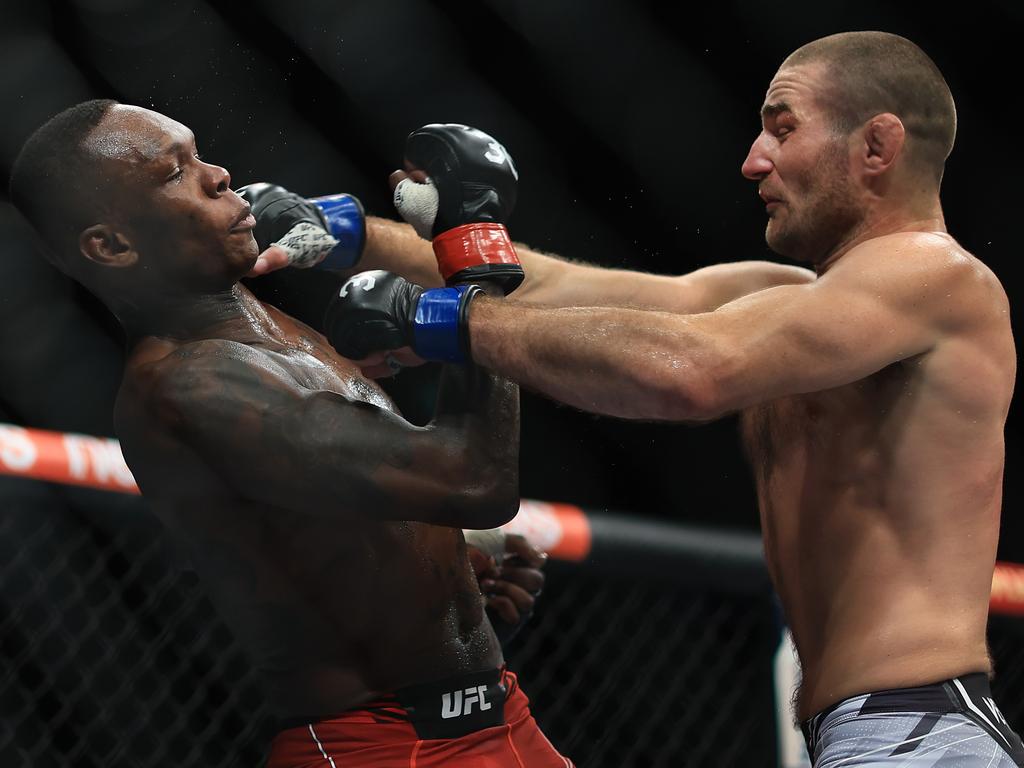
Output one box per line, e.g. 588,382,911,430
475,533,548,643
323,270,421,361
323,270,482,364
394,124,523,293
404,123,518,236
237,182,365,274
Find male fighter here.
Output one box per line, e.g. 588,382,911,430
9,101,570,767
329,32,1023,766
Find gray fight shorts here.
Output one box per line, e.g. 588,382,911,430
801,673,1024,767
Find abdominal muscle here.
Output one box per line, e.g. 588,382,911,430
770,494,994,721
744,387,1002,720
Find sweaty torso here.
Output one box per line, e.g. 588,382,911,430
740,235,1015,719
115,303,498,720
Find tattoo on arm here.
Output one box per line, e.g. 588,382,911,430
148,340,518,527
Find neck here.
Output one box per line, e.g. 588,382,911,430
817,196,945,275
114,283,281,347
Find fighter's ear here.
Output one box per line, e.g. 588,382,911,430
862,113,905,176
79,224,138,268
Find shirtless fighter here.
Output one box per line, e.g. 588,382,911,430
9,100,571,767
327,32,1023,766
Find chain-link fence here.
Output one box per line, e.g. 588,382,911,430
2,494,1022,767
503,563,778,767
990,615,1024,729
0,495,274,768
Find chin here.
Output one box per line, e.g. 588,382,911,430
229,240,259,274
766,225,812,264
765,223,791,258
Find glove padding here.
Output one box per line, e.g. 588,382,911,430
324,270,481,364
237,183,364,270
404,124,518,236
395,124,523,293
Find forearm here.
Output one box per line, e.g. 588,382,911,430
685,261,815,311
429,361,520,524
355,217,445,287
468,298,714,421
355,215,655,307
428,280,521,525
154,347,517,527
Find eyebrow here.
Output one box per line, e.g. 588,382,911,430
760,101,795,120
159,141,184,158
158,133,197,158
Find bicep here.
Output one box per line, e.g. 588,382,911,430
151,353,465,521
514,247,703,310
698,277,938,413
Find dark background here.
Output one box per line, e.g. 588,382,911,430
0,0,1020,561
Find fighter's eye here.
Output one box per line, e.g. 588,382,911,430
167,167,184,183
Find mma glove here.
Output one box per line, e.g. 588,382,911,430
237,182,366,270
324,270,480,364
393,124,523,294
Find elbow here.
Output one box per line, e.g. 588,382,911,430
430,445,519,528
463,465,520,529
641,368,738,422
461,429,520,527
660,345,740,422
677,378,730,422
448,473,520,529
630,366,726,422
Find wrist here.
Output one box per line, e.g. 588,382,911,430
309,193,366,270
412,284,483,363
433,223,524,293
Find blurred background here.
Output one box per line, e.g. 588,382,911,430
1,0,1021,547
0,1,1021,766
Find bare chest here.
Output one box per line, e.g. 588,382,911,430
258,320,398,414
740,362,909,483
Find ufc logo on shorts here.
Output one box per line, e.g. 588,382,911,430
440,685,492,719
983,696,1010,727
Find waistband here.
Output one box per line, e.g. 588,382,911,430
394,665,512,739
801,672,998,755
281,666,516,741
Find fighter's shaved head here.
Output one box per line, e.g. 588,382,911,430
782,32,956,185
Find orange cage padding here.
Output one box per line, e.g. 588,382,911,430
3,423,1023,615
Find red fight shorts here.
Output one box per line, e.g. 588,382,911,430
267,667,573,768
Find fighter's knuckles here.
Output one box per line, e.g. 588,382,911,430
500,566,545,595
486,595,519,624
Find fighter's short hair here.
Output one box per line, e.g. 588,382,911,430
783,32,956,184
9,99,119,271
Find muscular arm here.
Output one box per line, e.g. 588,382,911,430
513,252,815,312
358,216,814,312
464,237,984,421
357,216,447,288
138,342,520,527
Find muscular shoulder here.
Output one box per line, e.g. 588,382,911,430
830,232,1008,332
123,338,301,431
